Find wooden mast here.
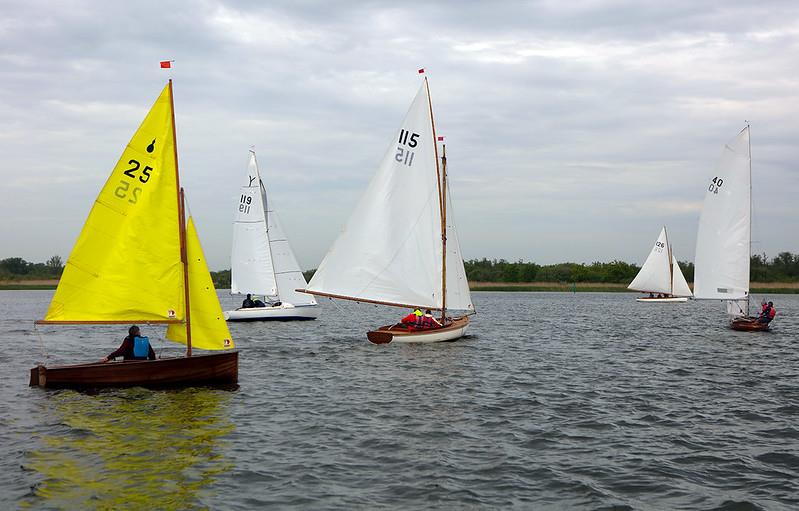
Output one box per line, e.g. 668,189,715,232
424,76,446,322
169,79,192,357
440,145,448,322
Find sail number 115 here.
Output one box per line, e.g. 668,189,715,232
395,129,419,167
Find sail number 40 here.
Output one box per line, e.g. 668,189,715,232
395,129,419,167
114,159,152,204
708,176,724,194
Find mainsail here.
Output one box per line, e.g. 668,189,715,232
304,80,473,312
694,127,751,300
230,152,277,297
42,84,184,323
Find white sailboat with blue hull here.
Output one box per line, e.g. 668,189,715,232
225,151,317,321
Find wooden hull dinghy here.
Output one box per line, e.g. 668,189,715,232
30,351,238,389
730,317,770,332
225,303,318,321
367,316,469,344
31,81,238,388
635,296,689,303
298,76,476,342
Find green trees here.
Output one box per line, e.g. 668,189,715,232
0,256,63,279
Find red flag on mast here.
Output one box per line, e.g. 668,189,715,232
160,61,172,69
418,68,425,74
437,136,444,141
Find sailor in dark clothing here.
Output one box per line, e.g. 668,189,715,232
242,293,256,308
101,325,156,362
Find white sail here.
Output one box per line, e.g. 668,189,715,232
443,179,474,311
628,227,672,294
265,200,317,306
305,82,445,309
230,152,277,296
671,255,693,297
726,298,748,318
694,127,751,300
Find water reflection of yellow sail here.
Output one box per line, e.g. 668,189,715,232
22,389,233,510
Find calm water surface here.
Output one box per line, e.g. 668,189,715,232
1,291,798,510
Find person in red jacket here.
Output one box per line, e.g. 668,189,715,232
758,301,776,324
400,308,423,329
418,310,443,330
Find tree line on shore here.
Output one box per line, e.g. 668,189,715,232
3,252,798,287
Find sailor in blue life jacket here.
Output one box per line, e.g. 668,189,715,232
101,325,156,362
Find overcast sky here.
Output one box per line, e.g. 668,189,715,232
1,0,797,271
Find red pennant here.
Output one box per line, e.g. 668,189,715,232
418,68,425,74
437,136,444,141
160,61,172,69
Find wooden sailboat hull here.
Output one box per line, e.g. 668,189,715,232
730,317,770,332
224,303,318,322
29,351,238,389
367,316,470,344
635,297,689,303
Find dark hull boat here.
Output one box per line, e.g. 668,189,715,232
730,318,770,332
30,351,238,389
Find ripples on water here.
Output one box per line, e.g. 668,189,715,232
1,290,797,510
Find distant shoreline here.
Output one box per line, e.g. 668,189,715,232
3,279,797,294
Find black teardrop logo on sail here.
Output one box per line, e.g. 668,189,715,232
146,139,156,153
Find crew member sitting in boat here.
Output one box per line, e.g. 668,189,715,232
242,294,256,308
399,308,423,329
418,309,443,330
101,325,156,362
253,297,267,307
758,301,776,324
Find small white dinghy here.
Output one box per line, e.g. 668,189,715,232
628,226,693,303
298,75,474,343
224,151,318,322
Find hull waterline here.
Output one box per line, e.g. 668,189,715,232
367,316,469,344
30,351,238,389
635,297,689,303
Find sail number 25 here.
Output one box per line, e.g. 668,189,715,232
708,176,724,194
114,159,152,205
395,129,419,167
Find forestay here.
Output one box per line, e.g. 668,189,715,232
628,227,673,294
305,82,446,309
42,84,184,323
694,127,751,300
230,152,277,297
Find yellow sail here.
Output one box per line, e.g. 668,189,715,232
167,217,234,350
43,83,184,323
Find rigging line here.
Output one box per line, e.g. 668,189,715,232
33,323,49,365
